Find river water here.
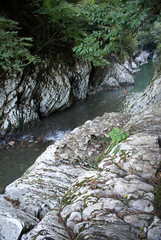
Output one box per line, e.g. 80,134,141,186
0,61,155,193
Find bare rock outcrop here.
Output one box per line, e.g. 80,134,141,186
0,54,160,240
0,51,149,133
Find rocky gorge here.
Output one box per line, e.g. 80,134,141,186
0,51,150,134
0,54,161,239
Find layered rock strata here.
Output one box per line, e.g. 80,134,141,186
60,99,161,239
0,70,161,239
0,59,91,133
1,112,128,239
0,51,149,133
0,58,160,240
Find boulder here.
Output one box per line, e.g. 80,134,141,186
134,50,149,66
0,196,38,240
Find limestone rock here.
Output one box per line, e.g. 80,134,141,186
147,217,161,240
0,112,129,239
88,59,135,94
0,59,91,133
0,196,38,240
0,70,161,240
126,74,161,114
134,50,149,66
59,72,161,239
22,210,70,240
100,77,120,89
114,63,134,86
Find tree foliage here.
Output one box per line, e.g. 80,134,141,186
152,20,161,57
34,0,85,56
0,0,160,72
73,0,161,66
0,17,38,73
137,17,161,59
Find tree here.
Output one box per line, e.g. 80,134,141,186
73,0,161,66
0,17,38,73
0,0,160,72
34,0,85,57
0,0,86,59
0,0,86,71
151,20,161,57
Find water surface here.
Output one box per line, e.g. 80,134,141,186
0,61,155,192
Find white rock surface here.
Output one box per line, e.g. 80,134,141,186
0,59,91,132
0,66,161,240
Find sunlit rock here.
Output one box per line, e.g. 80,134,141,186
22,210,70,240
134,50,149,66
0,59,91,133
147,217,161,240
0,196,38,240
0,70,161,239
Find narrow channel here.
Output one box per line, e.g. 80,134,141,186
0,61,155,193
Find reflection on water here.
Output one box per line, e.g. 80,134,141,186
0,61,155,192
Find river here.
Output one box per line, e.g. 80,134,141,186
0,61,155,193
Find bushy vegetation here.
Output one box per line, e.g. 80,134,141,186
0,0,160,72
152,20,161,58
0,17,38,73
137,18,161,53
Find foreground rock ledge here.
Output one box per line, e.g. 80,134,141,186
0,75,161,240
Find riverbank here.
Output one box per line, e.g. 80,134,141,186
0,51,151,134
0,70,161,239
0,61,155,194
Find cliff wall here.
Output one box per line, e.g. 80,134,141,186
0,68,161,240
0,51,149,133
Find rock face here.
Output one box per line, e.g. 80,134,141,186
127,71,161,114
0,59,92,133
0,112,129,240
0,195,38,240
88,62,134,93
134,50,149,66
59,97,161,240
0,70,161,239
88,51,150,94
0,51,150,133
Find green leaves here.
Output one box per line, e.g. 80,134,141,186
73,30,110,66
72,0,160,66
109,127,129,144
34,0,86,57
0,0,160,72
0,17,38,73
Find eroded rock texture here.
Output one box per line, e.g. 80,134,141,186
0,59,91,133
0,54,160,240
0,51,149,133
1,112,129,239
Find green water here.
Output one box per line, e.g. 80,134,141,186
0,61,155,193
